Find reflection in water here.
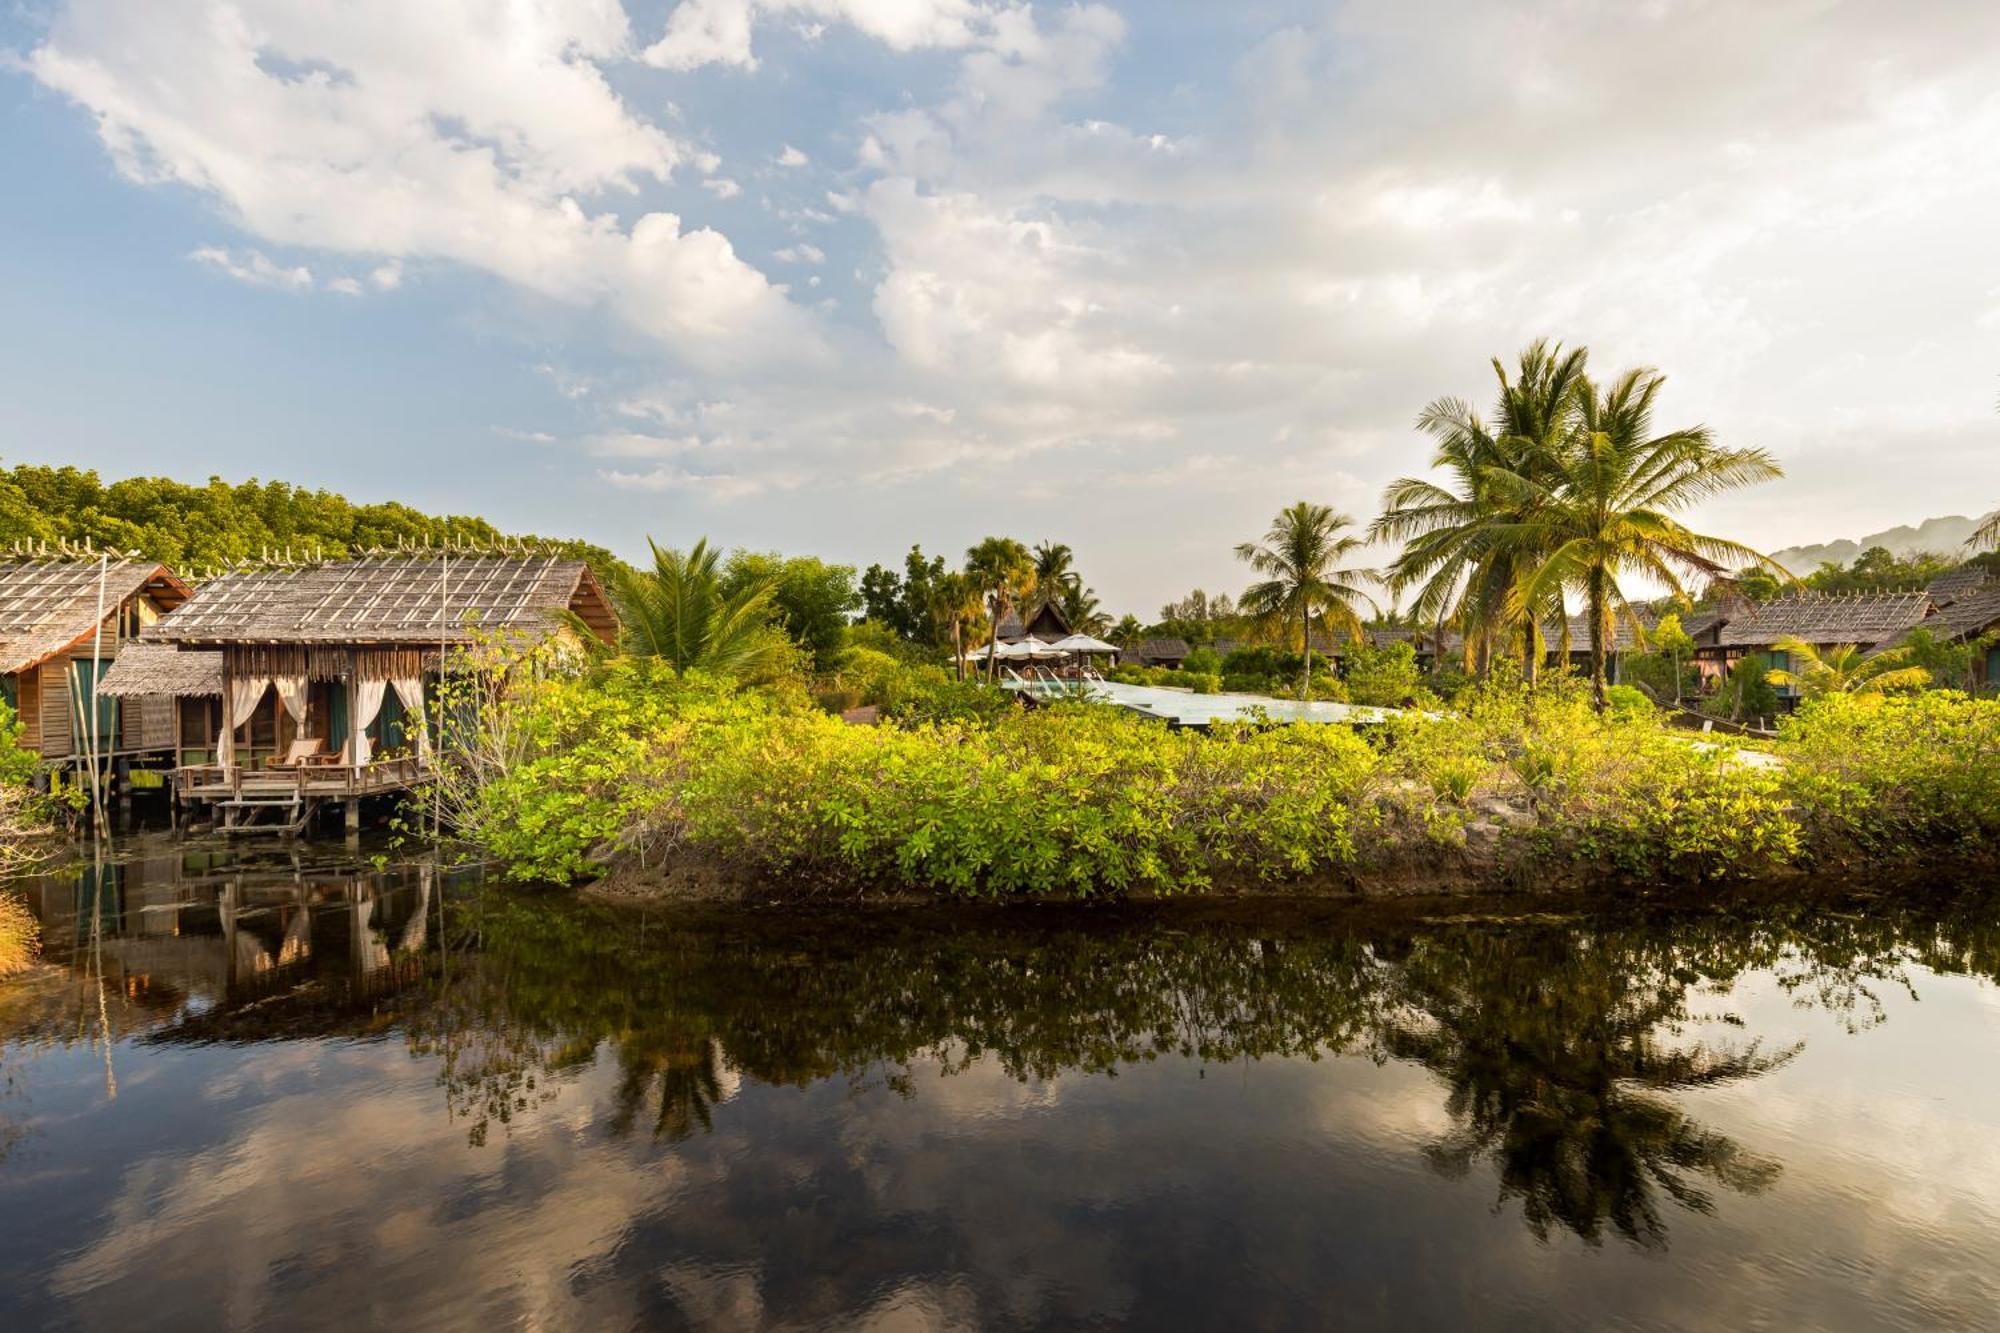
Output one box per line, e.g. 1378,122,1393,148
4,843,2000,1328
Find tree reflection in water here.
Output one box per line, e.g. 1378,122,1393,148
289,889,2000,1247
1377,930,1792,1247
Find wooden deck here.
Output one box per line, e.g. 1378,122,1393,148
174,756,431,803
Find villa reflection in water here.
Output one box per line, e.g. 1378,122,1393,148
13,845,456,1042
3,844,1999,1329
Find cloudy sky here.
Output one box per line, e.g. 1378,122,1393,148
2,1,1998,613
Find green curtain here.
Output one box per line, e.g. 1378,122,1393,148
70,659,118,752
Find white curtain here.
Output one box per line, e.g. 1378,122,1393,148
390,677,429,760
221,677,269,768
351,679,387,768
273,675,308,726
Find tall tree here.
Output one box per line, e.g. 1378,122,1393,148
1373,341,1588,679
1030,541,1075,611
1235,502,1377,699
614,537,785,678
929,571,988,681
1504,367,1783,707
964,537,1036,682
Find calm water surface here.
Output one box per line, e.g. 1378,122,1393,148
2,838,1998,1330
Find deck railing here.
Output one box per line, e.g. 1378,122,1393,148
174,754,431,801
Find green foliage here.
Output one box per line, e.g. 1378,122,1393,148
1764,636,1929,699
1236,502,1377,699
1706,655,1780,722
1344,640,1423,708
1377,676,1801,881
0,702,70,871
1780,693,2000,856
451,643,2000,896
0,461,617,577
1896,627,1986,695
1181,646,1222,675
721,550,861,670
465,672,1383,894
614,537,793,681
1802,546,1954,595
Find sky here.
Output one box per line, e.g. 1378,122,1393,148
1,0,1998,615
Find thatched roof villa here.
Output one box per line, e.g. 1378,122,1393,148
98,551,617,824
0,551,191,765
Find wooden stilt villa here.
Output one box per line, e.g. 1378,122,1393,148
96,549,618,832
1690,590,1933,705
0,548,192,775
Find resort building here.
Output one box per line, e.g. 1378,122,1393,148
994,602,1074,644
1691,590,1933,703
1877,578,2000,688
1129,637,1192,668
0,552,191,771
97,551,618,829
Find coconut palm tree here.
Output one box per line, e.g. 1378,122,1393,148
1503,367,1784,708
928,571,987,681
1030,541,1075,609
1110,613,1144,647
1057,577,1111,635
1763,637,1930,699
1373,341,1590,679
614,537,785,678
964,536,1036,682
1235,502,1378,699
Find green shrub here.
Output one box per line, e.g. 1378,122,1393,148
1182,646,1222,675
1779,692,2000,856
1344,641,1423,708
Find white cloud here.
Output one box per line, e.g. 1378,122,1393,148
189,245,314,291
642,0,985,72
31,0,814,368
31,0,2000,611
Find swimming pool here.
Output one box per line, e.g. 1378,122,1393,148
1007,677,1400,727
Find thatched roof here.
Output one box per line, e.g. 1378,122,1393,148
152,555,618,647
95,642,223,697
996,602,1072,643
1926,565,1995,607
1711,591,1932,649
1131,637,1191,662
0,557,190,674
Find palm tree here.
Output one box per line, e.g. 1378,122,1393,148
1503,367,1784,708
1057,577,1110,635
964,536,1035,682
1373,341,1590,679
1110,613,1144,647
1764,637,1930,699
614,537,785,678
928,571,987,681
1030,541,1075,610
1235,502,1378,699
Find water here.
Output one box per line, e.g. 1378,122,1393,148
2,840,1998,1330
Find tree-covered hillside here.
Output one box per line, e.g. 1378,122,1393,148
0,463,619,575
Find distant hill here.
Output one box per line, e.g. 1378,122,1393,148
1769,513,1994,574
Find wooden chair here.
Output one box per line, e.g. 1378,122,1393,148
269,738,326,769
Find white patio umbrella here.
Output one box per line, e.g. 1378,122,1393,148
1005,636,1063,661
1050,633,1119,656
